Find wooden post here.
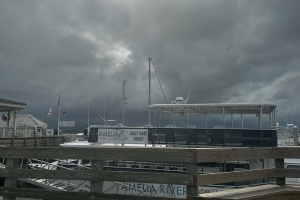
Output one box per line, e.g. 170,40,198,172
187,163,198,198
275,158,285,185
3,158,19,200
35,137,37,147
10,138,14,147
90,160,105,193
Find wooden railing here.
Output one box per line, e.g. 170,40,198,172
0,146,300,199
0,136,65,147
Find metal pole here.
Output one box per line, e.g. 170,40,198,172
88,103,90,128
123,80,126,125
57,106,60,136
205,113,207,128
57,95,61,136
260,106,263,129
222,106,225,128
148,58,151,125
241,113,244,128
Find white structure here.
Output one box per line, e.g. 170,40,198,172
0,113,48,137
149,103,277,129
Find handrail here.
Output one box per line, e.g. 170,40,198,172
0,146,300,200
0,136,65,147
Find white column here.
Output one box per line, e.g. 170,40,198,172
13,109,17,136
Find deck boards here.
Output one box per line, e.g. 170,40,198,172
196,185,300,200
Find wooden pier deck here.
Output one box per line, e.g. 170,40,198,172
0,146,299,200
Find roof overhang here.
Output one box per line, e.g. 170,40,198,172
0,98,27,112
149,103,277,115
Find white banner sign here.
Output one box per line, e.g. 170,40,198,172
97,129,148,144
59,121,75,127
102,181,228,198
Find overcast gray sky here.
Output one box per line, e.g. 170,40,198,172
1,0,300,130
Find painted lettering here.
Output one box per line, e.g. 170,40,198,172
133,137,144,141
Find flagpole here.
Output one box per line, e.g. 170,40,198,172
57,95,61,136
57,106,60,136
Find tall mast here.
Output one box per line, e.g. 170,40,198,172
57,94,61,135
148,57,151,125
123,80,126,125
87,103,90,127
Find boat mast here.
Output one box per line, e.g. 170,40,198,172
87,103,90,128
148,57,151,125
123,80,126,125
57,94,61,135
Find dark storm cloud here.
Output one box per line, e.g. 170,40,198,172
0,0,300,129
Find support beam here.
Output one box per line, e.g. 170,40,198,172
186,162,198,198
275,158,285,185
90,160,105,193
4,158,18,200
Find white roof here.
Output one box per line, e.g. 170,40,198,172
0,114,47,128
149,103,276,114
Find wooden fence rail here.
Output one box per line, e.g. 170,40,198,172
0,137,65,147
0,146,299,200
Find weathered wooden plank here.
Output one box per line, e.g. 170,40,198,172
91,160,105,193
273,147,300,159
0,147,196,162
196,147,274,162
186,160,198,198
0,168,193,185
0,187,180,200
275,168,300,178
0,137,65,147
0,141,14,144
197,168,275,185
196,185,300,200
275,158,285,185
3,158,18,200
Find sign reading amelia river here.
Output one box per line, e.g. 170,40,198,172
97,129,148,144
